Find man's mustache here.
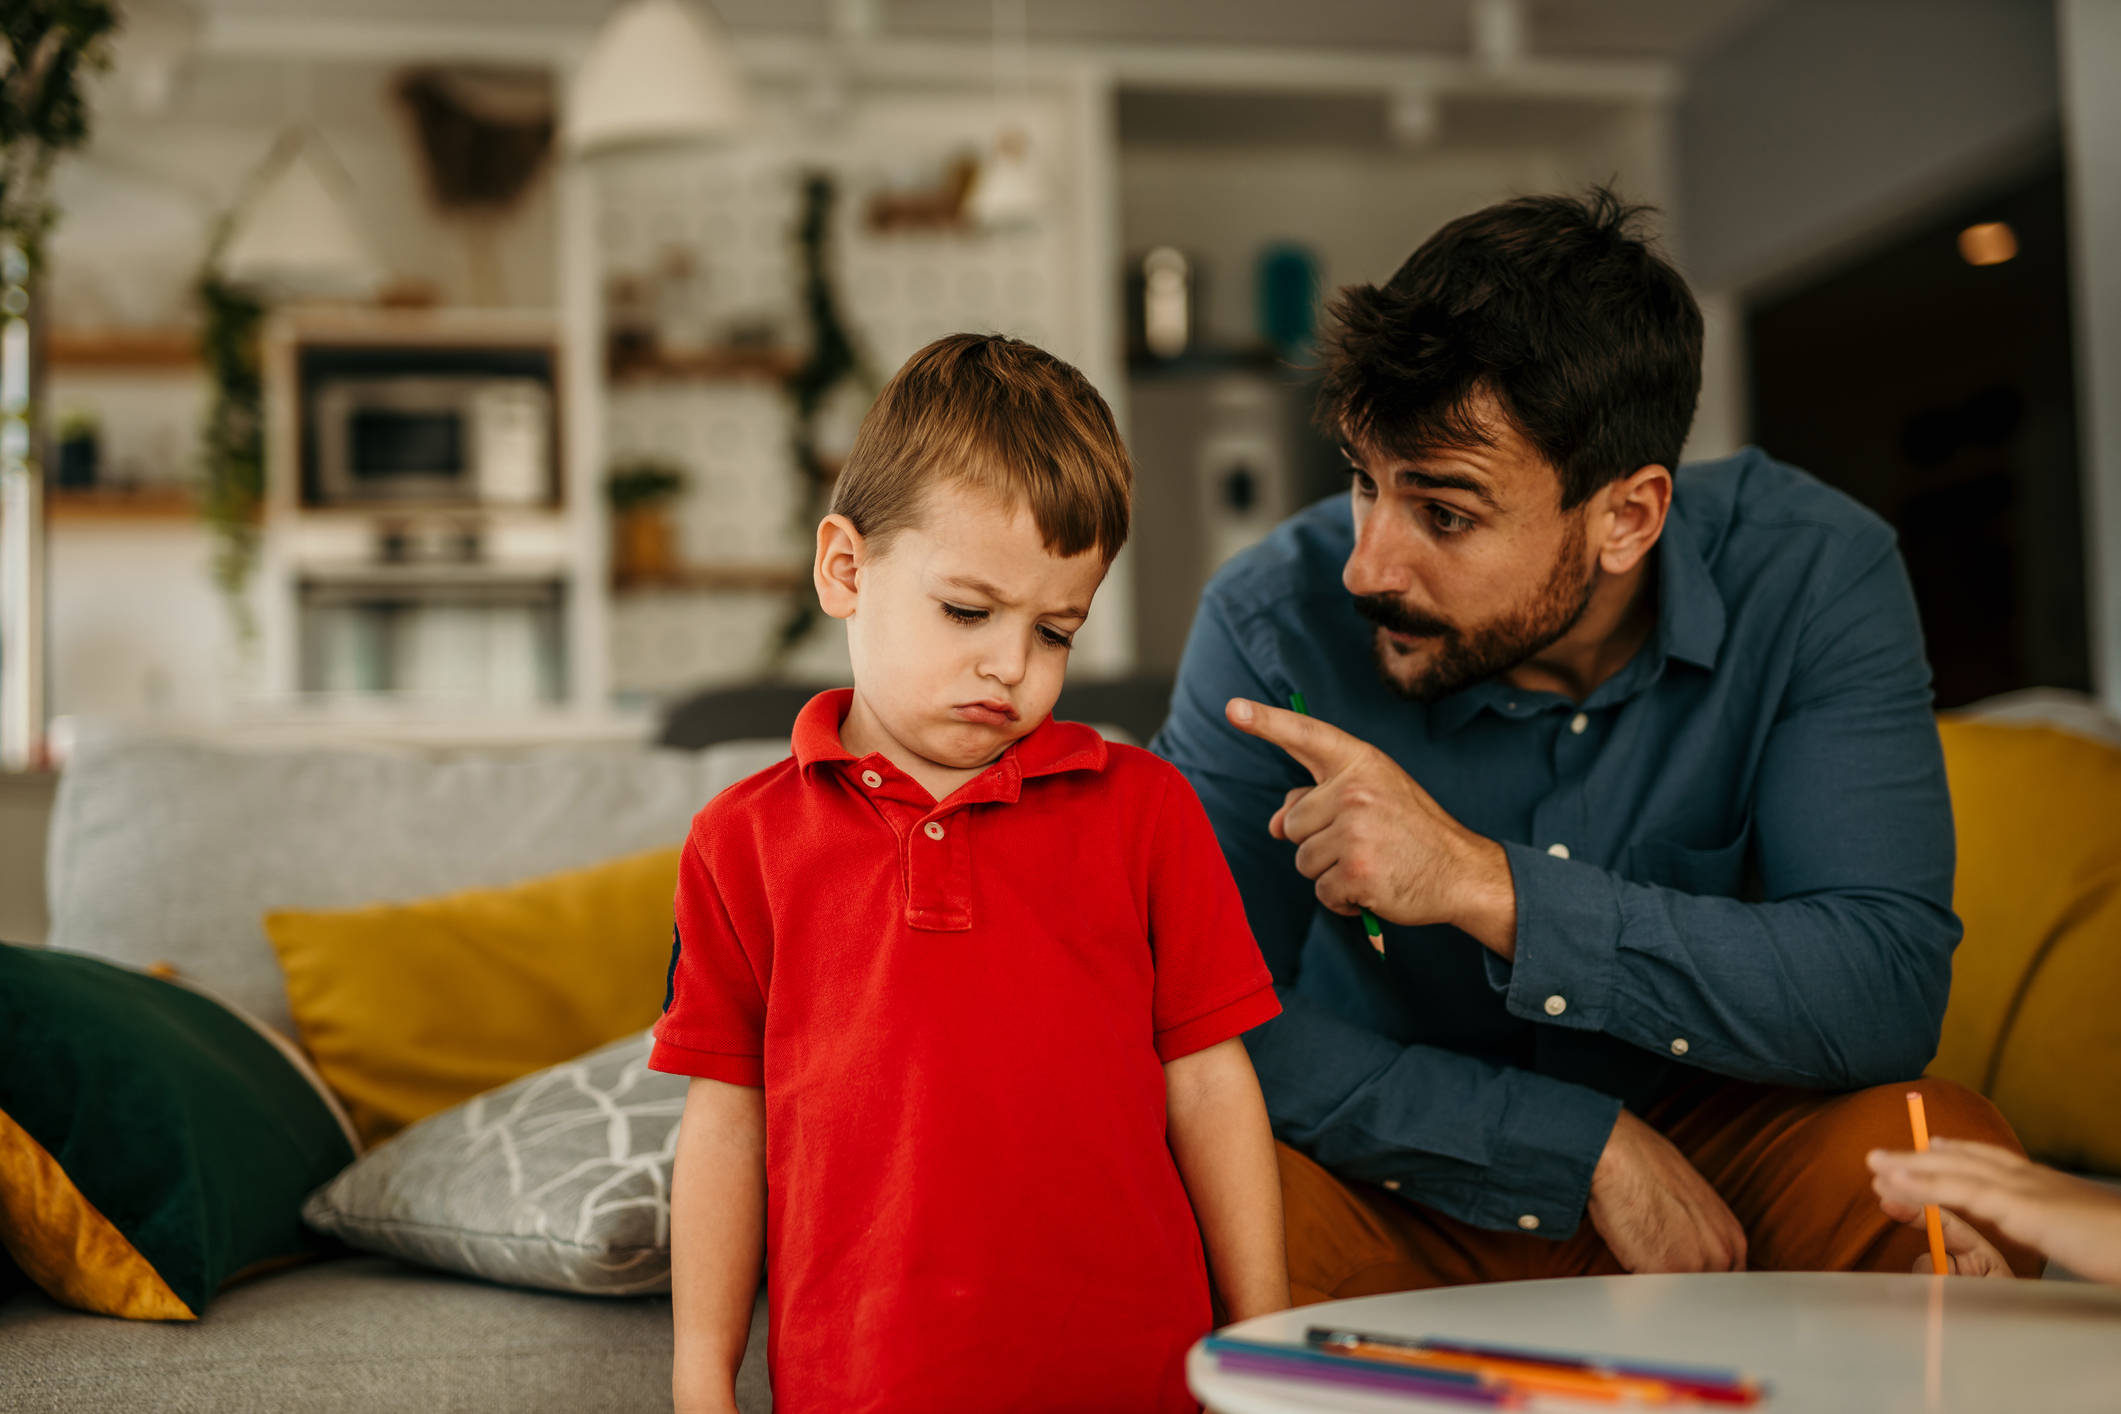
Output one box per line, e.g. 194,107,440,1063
1353,593,1456,642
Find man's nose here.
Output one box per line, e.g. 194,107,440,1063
1343,502,1417,598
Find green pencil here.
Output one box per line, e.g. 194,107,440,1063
1287,693,1386,953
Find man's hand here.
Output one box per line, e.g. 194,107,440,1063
1870,1138,2121,1283
1225,697,1518,957
1588,1108,1747,1273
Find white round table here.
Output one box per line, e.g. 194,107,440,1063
1188,1272,2121,1413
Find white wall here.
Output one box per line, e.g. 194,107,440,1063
46,521,247,720
2060,0,2121,712
1676,0,2060,293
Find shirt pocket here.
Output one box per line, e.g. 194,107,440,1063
1628,818,1756,899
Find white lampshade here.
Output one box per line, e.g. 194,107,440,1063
566,0,755,156
966,128,1044,229
219,136,383,296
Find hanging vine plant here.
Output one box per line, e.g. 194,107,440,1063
773,171,873,662
0,2,117,270
196,264,265,639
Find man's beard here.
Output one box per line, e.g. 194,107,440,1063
1357,520,1596,705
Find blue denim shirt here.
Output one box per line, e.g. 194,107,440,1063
1150,449,1958,1240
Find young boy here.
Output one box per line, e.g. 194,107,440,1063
653,333,1290,1414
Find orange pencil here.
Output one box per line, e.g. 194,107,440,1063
1906,1090,1950,1275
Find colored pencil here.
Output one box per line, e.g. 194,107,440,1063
1907,1090,1951,1275
1286,691,1386,952
1307,1328,1765,1406
1203,1337,1513,1405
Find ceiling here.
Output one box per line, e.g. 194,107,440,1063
195,0,1777,63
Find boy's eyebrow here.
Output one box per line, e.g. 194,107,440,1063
940,575,1090,620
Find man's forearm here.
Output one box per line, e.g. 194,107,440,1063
1165,1038,1290,1322
671,1077,767,1414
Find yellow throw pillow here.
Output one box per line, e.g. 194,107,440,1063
265,846,681,1147
1932,719,2121,1171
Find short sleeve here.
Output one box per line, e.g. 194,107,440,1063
649,830,768,1086
1145,764,1282,1063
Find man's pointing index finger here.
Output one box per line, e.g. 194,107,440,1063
1225,698,1364,783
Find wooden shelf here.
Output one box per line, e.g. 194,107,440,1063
614,561,810,594
607,345,802,385
48,486,196,521
48,328,200,371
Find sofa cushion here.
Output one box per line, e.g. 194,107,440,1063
304,1032,686,1294
0,1257,772,1413
1931,717,2121,1172
0,945,356,1320
265,850,683,1146
45,736,790,1037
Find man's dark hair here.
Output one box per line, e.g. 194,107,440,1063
1316,188,1703,509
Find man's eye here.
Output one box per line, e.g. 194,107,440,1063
1037,625,1074,650
1352,472,1378,499
1430,504,1473,535
941,603,988,624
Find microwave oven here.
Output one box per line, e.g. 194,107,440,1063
313,376,552,507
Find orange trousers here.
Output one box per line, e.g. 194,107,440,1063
1279,1076,2047,1302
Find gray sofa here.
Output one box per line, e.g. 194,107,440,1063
0,732,788,1413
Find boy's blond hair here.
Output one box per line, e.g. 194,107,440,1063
831,333,1132,562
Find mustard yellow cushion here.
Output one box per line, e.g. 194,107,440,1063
1932,718,2121,1171
265,846,681,1147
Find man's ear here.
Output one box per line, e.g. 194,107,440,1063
814,514,867,621
1596,464,1672,576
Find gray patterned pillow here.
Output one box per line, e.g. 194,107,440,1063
303,1031,686,1295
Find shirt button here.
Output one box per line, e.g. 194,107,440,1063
1518,1214,1541,1231
1570,713,1588,735
1547,842,1570,859
1671,1038,1690,1056
861,770,882,788
1383,1180,1401,1191
923,821,945,840
1543,994,1567,1016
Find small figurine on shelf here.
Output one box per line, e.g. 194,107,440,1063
55,410,99,490
606,458,687,587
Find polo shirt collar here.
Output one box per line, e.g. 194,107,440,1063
790,689,1107,806
1420,501,1727,737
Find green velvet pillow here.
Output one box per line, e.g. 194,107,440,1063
0,944,358,1319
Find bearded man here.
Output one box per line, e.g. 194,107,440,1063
1151,190,2046,1291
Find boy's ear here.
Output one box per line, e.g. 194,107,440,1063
815,514,867,620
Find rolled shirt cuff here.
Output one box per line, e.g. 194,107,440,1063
1496,840,1623,1032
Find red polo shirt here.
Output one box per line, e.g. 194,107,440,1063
651,689,1279,1414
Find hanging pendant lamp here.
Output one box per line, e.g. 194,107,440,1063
566,0,755,156
218,131,384,297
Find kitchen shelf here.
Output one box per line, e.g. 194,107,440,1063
48,328,201,371
613,561,810,594
47,486,196,521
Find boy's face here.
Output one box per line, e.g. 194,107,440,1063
821,484,1109,775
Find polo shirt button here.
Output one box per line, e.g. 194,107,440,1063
1547,842,1570,859
1518,1214,1541,1231
1671,1038,1690,1056
1543,994,1567,1016
924,821,945,840
861,770,882,788
1383,1179,1401,1191
1570,713,1588,734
